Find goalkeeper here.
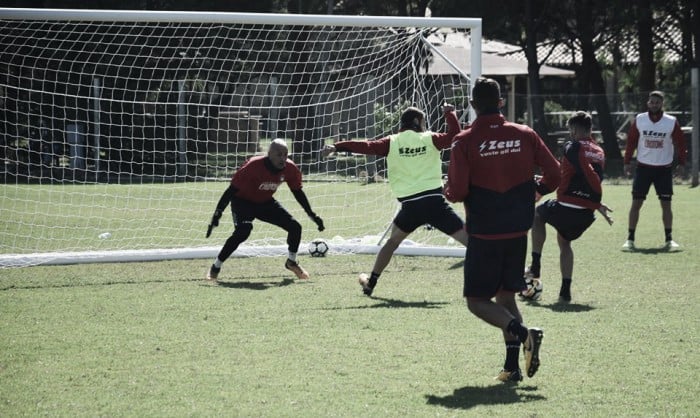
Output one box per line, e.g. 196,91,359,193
321,104,468,296
206,138,324,281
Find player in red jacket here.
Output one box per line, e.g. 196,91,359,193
205,139,325,282
525,111,613,303
445,77,560,383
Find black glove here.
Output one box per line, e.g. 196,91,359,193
311,214,325,232
206,209,222,238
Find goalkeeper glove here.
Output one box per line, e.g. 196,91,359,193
206,209,222,238
310,214,325,232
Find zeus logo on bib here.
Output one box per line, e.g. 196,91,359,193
398,146,428,156
478,139,521,156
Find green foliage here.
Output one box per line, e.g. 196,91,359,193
373,100,412,137
1,185,699,416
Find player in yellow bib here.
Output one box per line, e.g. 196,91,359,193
322,105,468,296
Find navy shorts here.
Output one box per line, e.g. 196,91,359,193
632,165,673,201
394,194,464,235
537,199,595,242
463,235,527,298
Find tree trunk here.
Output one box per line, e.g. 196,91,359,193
524,0,551,149
637,0,656,103
577,1,622,160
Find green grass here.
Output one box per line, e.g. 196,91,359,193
1,184,699,416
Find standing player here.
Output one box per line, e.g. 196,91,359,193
205,139,325,281
525,111,613,303
445,77,560,383
321,104,468,296
622,91,687,251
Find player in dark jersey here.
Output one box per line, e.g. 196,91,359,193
320,104,467,296
205,139,325,282
445,77,560,383
525,111,613,303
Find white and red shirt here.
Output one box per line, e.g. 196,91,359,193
624,112,687,167
230,156,302,203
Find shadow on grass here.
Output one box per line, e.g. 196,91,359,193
449,259,464,270
323,296,449,310
520,299,595,313
215,278,295,290
425,384,545,410
367,296,449,309
623,247,683,255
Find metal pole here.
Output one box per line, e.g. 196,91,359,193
92,77,101,176
691,67,698,187
177,80,187,178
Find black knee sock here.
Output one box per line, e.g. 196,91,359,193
530,252,541,277
507,319,529,343
560,278,572,300
665,228,672,242
628,229,636,241
368,272,380,288
560,278,571,293
504,341,521,371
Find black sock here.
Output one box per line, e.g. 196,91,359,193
560,278,572,300
628,229,636,241
530,252,541,277
368,272,380,289
504,341,520,371
506,319,529,343
665,229,672,242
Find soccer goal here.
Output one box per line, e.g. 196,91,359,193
0,8,481,267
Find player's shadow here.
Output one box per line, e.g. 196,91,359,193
425,384,545,410
449,260,464,270
367,296,449,309
327,296,449,310
213,278,295,290
626,247,683,255
521,299,595,313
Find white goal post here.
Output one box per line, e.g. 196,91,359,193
0,8,481,267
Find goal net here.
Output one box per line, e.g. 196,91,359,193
0,9,481,267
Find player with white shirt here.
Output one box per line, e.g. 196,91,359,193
622,91,687,251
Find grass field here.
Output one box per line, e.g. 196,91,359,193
1,184,699,417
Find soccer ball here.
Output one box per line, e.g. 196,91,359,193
308,239,329,257
520,277,543,301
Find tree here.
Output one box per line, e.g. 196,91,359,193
636,0,656,97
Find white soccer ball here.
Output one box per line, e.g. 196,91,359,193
308,239,329,257
520,277,543,301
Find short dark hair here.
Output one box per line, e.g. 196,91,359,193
567,111,592,131
649,90,665,100
471,77,501,111
400,107,425,131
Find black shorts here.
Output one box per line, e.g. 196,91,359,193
232,198,297,229
632,165,673,201
394,194,464,235
463,235,527,298
537,199,595,242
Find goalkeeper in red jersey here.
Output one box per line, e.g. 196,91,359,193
321,104,468,296
205,139,324,282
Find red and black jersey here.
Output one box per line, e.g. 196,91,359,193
558,139,605,210
230,155,302,203
446,113,560,239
